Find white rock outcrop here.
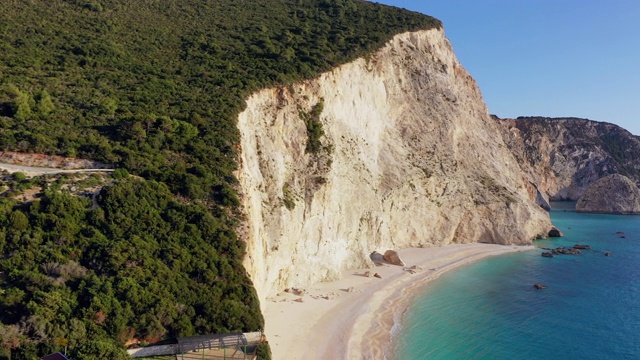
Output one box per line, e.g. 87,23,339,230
237,29,552,303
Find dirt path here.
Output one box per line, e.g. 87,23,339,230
0,162,115,177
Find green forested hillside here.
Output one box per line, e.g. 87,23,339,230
0,0,440,358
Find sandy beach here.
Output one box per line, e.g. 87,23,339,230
263,243,533,360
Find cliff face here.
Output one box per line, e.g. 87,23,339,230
237,29,552,302
497,117,640,201
576,174,640,214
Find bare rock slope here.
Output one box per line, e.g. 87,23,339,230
496,117,640,202
576,174,640,214
237,29,552,302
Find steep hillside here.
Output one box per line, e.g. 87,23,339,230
497,116,640,201
0,1,441,359
237,29,552,302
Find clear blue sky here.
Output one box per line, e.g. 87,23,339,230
374,1,640,135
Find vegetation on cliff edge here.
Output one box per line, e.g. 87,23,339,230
0,0,441,358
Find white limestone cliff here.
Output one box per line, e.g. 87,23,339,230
236,29,552,303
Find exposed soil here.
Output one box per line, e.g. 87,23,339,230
0,151,112,169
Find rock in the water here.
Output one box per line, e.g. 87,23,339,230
604,251,612,256
576,174,640,214
369,251,385,265
548,227,564,237
541,252,554,258
573,244,591,250
383,250,405,266
552,247,581,255
533,283,547,289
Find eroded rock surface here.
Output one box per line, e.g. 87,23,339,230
496,117,640,202
576,174,640,214
237,29,552,302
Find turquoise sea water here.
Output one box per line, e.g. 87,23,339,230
393,202,640,360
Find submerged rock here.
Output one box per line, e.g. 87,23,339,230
573,244,591,250
576,174,640,214
541,252,554,258
552,247,581,255
533,283,547,289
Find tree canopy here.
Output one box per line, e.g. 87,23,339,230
0,0,440,358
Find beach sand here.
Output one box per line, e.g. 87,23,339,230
263,243,533,360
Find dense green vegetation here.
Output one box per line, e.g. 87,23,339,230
301,99,325,154
1,175,262,359
0,0,440,358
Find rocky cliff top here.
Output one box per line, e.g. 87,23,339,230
576,174,640,214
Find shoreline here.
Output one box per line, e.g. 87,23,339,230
263,243,533,360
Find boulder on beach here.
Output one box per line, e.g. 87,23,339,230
383,250,405,266
369,251,385,265
552,247,581,255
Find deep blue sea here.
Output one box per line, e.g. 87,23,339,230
393,202,640,360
